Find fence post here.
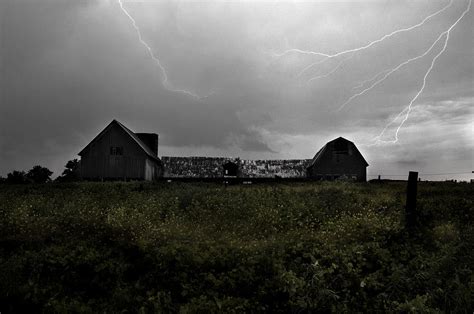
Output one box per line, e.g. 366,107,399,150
405,171,418,232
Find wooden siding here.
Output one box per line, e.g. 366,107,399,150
308,140,367,181
80,123,149,180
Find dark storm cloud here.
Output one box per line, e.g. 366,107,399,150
0,0,277,176
0,0,472,179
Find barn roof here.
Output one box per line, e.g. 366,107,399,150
308,137,368,168
78,119,160,162
162,156,312,178
161,157,237,178
240,159,312,178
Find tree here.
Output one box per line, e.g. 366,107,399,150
6,170,28,184
56,159,80,182
26,165,53,184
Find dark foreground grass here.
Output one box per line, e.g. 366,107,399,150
0,181,472,312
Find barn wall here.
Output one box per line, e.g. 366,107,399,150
144,158,156,181
309,142,367,181
80,123,147,180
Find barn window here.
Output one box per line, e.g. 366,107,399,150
110,146,123,155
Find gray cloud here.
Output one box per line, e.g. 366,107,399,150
0,0,472,179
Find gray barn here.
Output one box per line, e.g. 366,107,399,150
77,121,367,181
78,120,162,181
307,137,368,181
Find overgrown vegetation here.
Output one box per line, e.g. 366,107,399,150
0,181,472,312
3,165,54,184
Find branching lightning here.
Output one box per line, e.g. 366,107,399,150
118,0,200,99
276,0,453,78
116,0,469,145
274,0,469,144
306,54,354,83
351,69,390,91
371,0,471,144
336,30,448,111
375,0,472,143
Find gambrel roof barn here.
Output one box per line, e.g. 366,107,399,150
307,137,368,181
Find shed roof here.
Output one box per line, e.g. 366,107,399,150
162,157,312,178
162,156,237,178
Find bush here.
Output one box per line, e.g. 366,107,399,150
56,159,80,182
6,170,28,184
26,165,53,184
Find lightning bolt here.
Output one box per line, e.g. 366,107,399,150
338,0,470,112
371,0,471,144
306,54,354,83
351,69,390,91
117,0,200,99
336,32,445,111
367,107,409,146
277,0,453,78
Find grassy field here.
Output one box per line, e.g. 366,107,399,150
0,181,472,312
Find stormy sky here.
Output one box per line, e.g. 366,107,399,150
1,0,472,180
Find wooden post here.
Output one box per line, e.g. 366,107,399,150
406,171,418,232
378,175,381,181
